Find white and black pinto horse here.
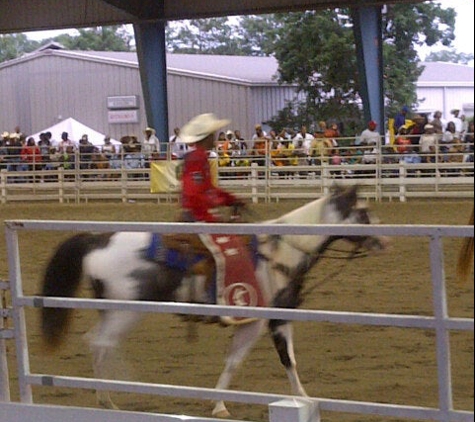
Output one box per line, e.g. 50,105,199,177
40,186,387,418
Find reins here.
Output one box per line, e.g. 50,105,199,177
259,234,371,301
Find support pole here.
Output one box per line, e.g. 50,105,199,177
134,21,169,152
352,6,385,132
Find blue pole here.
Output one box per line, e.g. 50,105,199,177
134,21,169,153
352,6,385,132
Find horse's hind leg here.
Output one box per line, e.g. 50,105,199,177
86,310,143,409
212,319,266,418
269,320,307,397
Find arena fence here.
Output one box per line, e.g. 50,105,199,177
0,146,473,204
1,220,474,422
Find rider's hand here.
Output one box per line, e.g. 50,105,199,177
230,201,246,221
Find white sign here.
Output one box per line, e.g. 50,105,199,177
108,110,139,124
107,95,139,109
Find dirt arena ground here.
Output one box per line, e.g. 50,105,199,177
0,198,473,422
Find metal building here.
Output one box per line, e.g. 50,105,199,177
0,47,298,142
0,46,473,142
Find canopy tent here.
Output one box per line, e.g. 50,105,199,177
30,117,120,147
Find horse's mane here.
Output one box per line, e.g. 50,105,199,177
262,196,329,254
269,196,328,226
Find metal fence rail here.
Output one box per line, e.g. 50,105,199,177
3,220,475,422
0,157,473,204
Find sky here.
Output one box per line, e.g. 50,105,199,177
25,0,474,60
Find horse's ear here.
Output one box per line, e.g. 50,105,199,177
333,185,359,216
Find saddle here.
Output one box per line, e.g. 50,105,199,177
157,233,266,325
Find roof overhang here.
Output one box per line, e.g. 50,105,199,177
1,0,423,34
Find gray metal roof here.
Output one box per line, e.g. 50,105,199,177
418,61,475,85
0,0,422,35
4,48,473,88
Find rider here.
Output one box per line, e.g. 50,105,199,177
178,113,248,305
180,113,244,222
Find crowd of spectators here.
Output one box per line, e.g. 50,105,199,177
1,109,473,182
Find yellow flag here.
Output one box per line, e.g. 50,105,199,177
150,161,183,193
150,159,219,193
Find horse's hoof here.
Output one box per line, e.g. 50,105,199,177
212,409,231,419
98,399,119,410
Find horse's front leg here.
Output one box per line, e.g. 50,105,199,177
87,310,143,409
212,319,266,418
269,320,308,397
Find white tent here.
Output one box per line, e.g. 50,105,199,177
30,117,120,147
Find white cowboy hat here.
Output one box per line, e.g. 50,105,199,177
180,113,231,144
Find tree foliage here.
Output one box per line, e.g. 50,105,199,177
425,48,474,65
54,26,133,51
0,26,133,63
166,18,243,55
0,34,40,62
1,4,461,133
381,2,455,118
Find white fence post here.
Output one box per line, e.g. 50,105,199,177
399,161,407,203
269,399,320,422
0,170,6,204
251,163,259,204
0,282,10,402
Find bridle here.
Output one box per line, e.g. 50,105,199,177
255,211,376,301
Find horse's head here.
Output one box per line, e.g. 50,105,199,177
324,185,389,253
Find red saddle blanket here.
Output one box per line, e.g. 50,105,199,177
200,234,267,325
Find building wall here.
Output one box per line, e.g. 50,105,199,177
417,86,474,120
0,53,299,141
0,53,473,143
0,53,145,142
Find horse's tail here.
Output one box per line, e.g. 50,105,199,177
456,208,474,284
41,233,95,349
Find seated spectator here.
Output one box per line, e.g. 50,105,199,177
395,127,412,154
410,114,428,146
362,145,378,165
463,121,474,163
38,133,51,170
441,121,462,164
309,135,332,165
0,134,9,170
21,137,42,176
324,122,340,148
419,124,437,163
102,136,121,169
61,145,76,173
430,111,445,135
360,120,381,147
59,131,75,153
78,134,95,171
251,124,269,167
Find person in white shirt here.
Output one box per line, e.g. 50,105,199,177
419,124,438,163
293,125,314,156
142,127,160,166
450,109,463,137
359,120,381,147
169,127,188,159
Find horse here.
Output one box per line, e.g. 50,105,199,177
39,185,388,418
456,207,474,284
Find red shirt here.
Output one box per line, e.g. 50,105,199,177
21,146,42,163
182,146,236,222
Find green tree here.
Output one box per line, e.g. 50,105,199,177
425,48,474,65
166,18,242,55
382,2,455,119
264,3,456,133
0,33,40,62
56,26,133,51
236,15,282,56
